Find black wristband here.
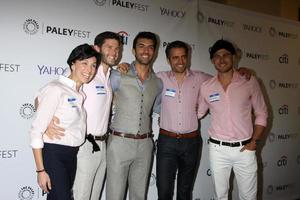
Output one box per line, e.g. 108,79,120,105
36,169,45,173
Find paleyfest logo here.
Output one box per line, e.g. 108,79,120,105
197,11,205,23
23,19,39,35
18,186,34,200
93,0,106,6
19,103,36,119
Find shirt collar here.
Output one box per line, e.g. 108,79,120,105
58,75,78,91
167,69,192,79
130,61,153,79
215,70,242,83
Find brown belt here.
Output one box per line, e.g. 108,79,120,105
159,128,199,139
111,131,153,139
93,134,107,141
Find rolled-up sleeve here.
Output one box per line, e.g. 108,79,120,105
251,78,268,127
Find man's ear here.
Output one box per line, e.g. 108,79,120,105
94,45,101,53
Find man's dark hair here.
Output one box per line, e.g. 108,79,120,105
67,43,100,69
94,31,122,47
165,40,189,59
132,32,157,50
209,39,236,59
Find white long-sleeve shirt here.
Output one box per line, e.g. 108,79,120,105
30,76,86,149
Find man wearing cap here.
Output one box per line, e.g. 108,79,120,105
198,39,268,200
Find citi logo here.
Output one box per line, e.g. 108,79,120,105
243,24,262,33
118,31,129,45
37,65,68,76
207,17,234,27
278,54,288,64
23,19,39,35
278,105,288,115
277,156,287,167
246,52,269,60
160,7,185,18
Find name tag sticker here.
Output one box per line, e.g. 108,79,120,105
165,89,176,97
96,85,106,95
209,93,220,102
67,97,77,108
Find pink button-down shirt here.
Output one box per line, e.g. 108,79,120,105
157,70,212,133
198,71,268,141
30,76,86,148
83,65,112,136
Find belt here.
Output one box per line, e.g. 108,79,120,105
159,128,199,139
94,134,107,141
111,131,153,139
209,137,252,147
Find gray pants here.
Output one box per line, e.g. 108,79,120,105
106,135,154,200
73,140,106,200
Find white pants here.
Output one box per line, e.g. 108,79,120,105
209,142,257,200
73,140,106,200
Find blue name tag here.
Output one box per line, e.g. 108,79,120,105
165,88,176,97
96,85,106,95
209,93,220,102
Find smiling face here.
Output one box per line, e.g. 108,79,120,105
133,38,155,66
96,38,120,67
70,57,97,87
167,47,188,74
211,48,234,74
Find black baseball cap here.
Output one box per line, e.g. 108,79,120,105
209,39,236,59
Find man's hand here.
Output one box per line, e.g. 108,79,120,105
45,116,65,139
117,62,130,74
240,140,256,152
37,171,51,193
237,67,253,80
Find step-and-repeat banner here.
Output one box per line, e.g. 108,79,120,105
0,0,299,199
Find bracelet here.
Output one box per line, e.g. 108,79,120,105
36,169,45,173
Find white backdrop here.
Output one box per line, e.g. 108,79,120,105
0,0,300,199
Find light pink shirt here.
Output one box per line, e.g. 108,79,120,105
198,71,268,141
30,76,86,148
83,65,112,136
157,70,212,133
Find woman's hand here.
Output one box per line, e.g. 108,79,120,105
37,171,52,193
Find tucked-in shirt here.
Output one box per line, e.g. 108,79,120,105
198,71,268,141
30,76,87,148
83,65,112,136
156,70,212,133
